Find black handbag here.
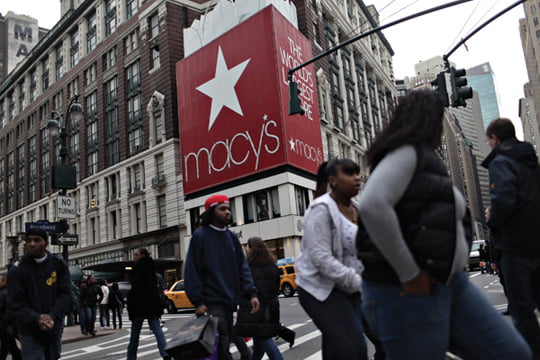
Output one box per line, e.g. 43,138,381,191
165,314,219,360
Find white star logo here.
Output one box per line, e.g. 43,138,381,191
196,46,251,131
289,138,296,151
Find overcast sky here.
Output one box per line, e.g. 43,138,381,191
1,0,528,136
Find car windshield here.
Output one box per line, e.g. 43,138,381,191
471,242,483,251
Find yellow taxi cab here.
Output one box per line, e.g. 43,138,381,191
164,280,194,313
278,264,297,297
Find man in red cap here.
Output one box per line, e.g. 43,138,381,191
184,194,260,360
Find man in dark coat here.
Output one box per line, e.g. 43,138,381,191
185,194,259,360
0,274,22,360
482,118,540,359
126,248,169,360
7,228,72,360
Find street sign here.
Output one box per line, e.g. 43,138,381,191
25,221,61,233
57,195,76,219
56,234,78,246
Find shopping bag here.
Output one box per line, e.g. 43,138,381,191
165,314,219,360
479,261,486,267
198,330,219,360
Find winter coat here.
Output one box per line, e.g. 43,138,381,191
81,282,103,307
127,256,163,320
235,264,281,338
7,251,71,358
184,226,257,310
108,287,124,310
0,285,16,336
482,138,540,255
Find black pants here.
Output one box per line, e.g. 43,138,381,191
299,287,367,360
0,331,22,360
111,305,123,329
207,307,233,360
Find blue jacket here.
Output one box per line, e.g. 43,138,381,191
7,252,71,351
482,139,540,255
184,226,257,310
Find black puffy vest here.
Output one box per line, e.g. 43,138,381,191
357,144,465,284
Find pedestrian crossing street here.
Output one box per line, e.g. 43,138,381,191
60,313,325,360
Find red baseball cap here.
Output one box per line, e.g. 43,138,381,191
204,194,230,210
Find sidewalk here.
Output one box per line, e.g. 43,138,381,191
62,325,121,344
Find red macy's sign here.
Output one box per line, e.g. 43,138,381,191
176,5,323,195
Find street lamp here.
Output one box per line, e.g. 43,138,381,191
48,95,83,263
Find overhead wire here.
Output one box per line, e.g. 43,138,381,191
445,0,484,54
445,0,502,55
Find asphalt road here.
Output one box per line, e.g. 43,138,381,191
59,271,509,360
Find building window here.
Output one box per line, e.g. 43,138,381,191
125,29,139,55
150,14,159,38
104,47,117,71
149,14,160,69
106,173,119,201
242,188,280,223
88,217,97,245
133,202,142,234
105,0,117,37
109,210,118,239
55,43,64,80
85,62,97,85
532,4,537,14
127,61,143,155
157,195,167,228
41,57,49,91
18,82,25,114
29,69,37,103
128,163,144,192
295,186,310,215
126,0,139,19
70,27,80,68
87,11,97,53
536,30,540,39
105,77,120,166
87,151,98,176
189,207,200,233
17,144,25,208
534,17,539,26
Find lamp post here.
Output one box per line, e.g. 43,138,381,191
47,95,83,263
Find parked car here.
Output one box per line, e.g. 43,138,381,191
468,240,486,271
278,264,297,297
164,280,194,313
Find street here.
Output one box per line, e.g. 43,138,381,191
59,271,510,360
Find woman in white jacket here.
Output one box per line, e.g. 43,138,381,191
295,159,367,360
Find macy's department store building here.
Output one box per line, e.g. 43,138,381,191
178,2,322,261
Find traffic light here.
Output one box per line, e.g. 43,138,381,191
430,72,449,107
450,67,473,107
288,81,305,116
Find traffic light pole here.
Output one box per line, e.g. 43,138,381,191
287,0,472,114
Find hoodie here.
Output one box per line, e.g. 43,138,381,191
482,139,540,254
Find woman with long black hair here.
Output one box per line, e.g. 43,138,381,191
357,89,531,359
295,158,368,360
235,237,284,360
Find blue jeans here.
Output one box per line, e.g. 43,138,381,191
500,252,540,359
78,307,87,333
299,287,367,360
19,332,62,360
362,271,532,360
84,306,97,333
252,337,283,360
127,316,168,360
